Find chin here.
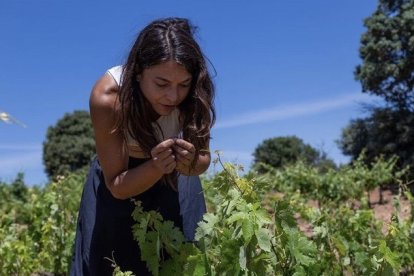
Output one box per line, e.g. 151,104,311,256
154,109,172,117
157,112,170,116
156,105,176,116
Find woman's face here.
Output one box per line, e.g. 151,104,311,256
138,60,192,116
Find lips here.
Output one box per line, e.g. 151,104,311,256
157,104,176,115
161,104,176,108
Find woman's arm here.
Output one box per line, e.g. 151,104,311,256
89,74,175,199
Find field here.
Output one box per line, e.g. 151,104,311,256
0,155,413,275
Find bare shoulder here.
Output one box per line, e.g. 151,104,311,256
89,72,119,112
89,72,120,133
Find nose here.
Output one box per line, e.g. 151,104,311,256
166,86,178,103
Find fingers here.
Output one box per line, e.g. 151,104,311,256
174,139,195,152
172,145,192,161
150,138,196,175
164,158,176,174
151,139,176,174
173,139,195,162
154,148,174,162
151,151,176,174
173,148,194,174
151,139,175,156
173,139,196,175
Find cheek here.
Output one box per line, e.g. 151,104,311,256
138,82,148,96
140,83,160,101
179,88,191,101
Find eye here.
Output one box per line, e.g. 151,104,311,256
180,83,191,88
155,82,168,88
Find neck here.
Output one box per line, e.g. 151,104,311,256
149,107,161,121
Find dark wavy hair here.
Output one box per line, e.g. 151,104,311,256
114,17,216,188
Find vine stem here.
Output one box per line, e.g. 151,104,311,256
270,237,284,269
215,152,245,217
216,152,244,194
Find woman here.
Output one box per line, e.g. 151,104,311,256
70,17,215,275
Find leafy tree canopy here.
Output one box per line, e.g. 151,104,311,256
43,110,95,179
253,136,336,172
337,107,414,178
355,0,414,111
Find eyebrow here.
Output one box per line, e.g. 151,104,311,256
155,76,192,83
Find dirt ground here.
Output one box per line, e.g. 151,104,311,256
295,187,412,237
370,187,412,234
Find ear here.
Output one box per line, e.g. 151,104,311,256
136,74,142,82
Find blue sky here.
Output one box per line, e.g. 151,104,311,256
0,0,382,185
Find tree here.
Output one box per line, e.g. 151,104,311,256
343,0,414,189
10,172,28,202
355,0,414,112
43,110,95,178
337,106,414,179
253,136,336,172
337,117,370,161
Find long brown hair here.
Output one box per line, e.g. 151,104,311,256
115,17,216,188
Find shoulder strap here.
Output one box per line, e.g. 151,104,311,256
106,65,123,86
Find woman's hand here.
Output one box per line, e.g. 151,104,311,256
172,138,196,175
150,139,177,174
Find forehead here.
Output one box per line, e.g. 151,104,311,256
143,60,191,80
